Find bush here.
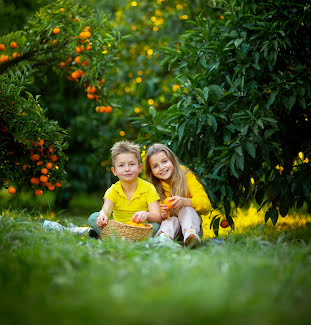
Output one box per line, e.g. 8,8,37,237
136,0,311,229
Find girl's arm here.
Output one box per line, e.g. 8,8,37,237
186,172,212,214
96,198,113,228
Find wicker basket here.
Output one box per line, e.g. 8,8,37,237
100,220,153,242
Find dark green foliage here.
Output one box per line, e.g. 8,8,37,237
136,0,311,225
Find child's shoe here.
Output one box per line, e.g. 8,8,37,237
184,229,201,249
154,233,181,249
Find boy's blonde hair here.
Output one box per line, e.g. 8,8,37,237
111,141,141,167
145,143,188,202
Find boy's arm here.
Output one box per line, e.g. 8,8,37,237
147,201,162,223
96,198,113,228
131,201,161,224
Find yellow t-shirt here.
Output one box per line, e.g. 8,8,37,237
104,177,160,223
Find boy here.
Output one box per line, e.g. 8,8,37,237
88,141,162,238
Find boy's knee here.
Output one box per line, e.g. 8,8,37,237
88,212,99,227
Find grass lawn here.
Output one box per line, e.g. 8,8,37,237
0,209,311,325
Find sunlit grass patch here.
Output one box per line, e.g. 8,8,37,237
202,204,311,240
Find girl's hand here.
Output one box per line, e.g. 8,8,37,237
160,204,170,220
131,211,149,223
96,212,108,229
170,196,186,209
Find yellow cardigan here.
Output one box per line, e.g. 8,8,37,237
160,166,212,215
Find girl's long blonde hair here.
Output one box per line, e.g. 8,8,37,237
145,143,188,202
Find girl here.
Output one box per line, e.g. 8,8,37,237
145,143,212,248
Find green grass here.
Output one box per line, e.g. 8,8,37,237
1,209,311,325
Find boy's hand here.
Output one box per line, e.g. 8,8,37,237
96,211,108,229
160,204,170,220
131,211,149,223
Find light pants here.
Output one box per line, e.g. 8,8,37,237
88,212,160,237
156,207,202,240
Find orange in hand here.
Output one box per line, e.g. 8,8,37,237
164,197,173,209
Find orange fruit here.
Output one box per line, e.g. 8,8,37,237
10,42,17,49
22,164,29,171
164,197,173,208
30,177,40,185
127,221,146,227
74,56,81,64
87,93,95,99
36,161,44,166
41,168,48,175
220,219,230,228
105,106,112,113
40,175,48,183
99,106,106,113
48,185,55,191
0,44,5,50
8,186,16,194
87,86,96,93
50,154,58,162
60,62,66,68
55,181,62,187
31,154,40,161
53,27,60,34
35,189,43,196
37,139,44,146
46,162,53,169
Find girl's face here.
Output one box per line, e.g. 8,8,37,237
149,151,174,182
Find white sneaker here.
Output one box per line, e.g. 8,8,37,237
153,233,181,249
184,229,201,249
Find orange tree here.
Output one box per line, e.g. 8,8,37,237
0,0,120,196
19,0,225,205
135,0,311,232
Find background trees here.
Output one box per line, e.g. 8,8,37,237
1,0,311,229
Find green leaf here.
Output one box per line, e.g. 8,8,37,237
149,106,157,118
279,201,289,218
230,154,239,178
234,38,243,48
212,217,220,236
236,154,244,171
265,207,278,225
245,141,256,158
203,87,209,101
178,121,187,140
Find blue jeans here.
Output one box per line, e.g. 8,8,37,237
88,212,160,237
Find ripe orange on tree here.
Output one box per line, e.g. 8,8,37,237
53,27,60,34
50,154,58,162
35,189,43,196
30,177,40,185
105,106,112,113
0,44,5,50
46,162,53,169
40,175,48,183
220,219,230,228
31,153,40,161
8,186,16,194
10,42,17,49
41,168,48,175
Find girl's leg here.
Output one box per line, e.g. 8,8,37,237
178,207,202,248
87,212,102,237
155,217,181,240
178,207,201,237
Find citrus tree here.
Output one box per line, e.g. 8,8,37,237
135,0,311,232
0,0,120,196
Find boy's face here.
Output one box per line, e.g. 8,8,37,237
111,153,142,183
